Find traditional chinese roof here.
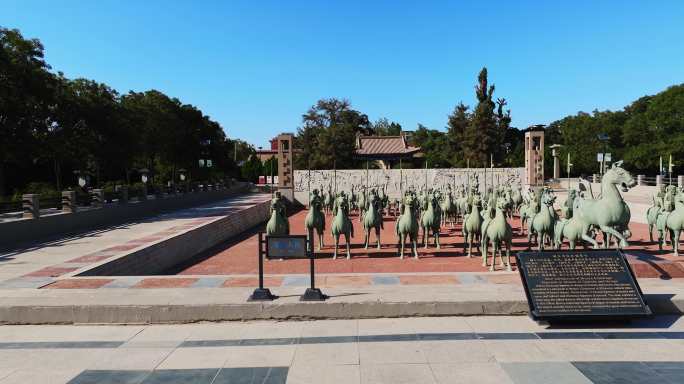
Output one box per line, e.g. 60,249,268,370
355,134,422,159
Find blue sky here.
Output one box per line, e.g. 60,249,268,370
3,1,684,147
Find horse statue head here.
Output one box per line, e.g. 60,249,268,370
541,190,556,207
603,161,636,192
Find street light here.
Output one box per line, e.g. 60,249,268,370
597,133,610,176
139,168,149,184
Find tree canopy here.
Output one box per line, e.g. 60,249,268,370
0,27,248,196
546,84,684,176
295,68,519,170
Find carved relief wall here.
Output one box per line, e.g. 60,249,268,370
293,168,525,203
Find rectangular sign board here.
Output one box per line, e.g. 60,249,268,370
266,235,309,259
517,250,651,321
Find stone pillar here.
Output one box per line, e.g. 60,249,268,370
22,194,40,219
119,186,129,204
637,175,645,186
91,189,104,208
656,175,663,187
550,144,561,180
61,191,77,213
553,156,560,179
679,175,684,189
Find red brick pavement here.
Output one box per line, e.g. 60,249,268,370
45,279,114,289
179,209,684,279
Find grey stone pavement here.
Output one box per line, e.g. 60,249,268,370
1,316,684,383
0,193,271,284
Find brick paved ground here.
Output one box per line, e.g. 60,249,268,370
178,209,684,278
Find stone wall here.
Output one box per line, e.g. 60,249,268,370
294,168,525,203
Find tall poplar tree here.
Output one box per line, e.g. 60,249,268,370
463,67,497,167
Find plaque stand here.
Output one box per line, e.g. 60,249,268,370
248,233,278,302
300,252,327,301
249,287,277,301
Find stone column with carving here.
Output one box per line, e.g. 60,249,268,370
22,194,40,219
91,189,104,208
61,190,77,213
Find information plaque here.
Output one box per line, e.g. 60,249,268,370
517,250,651,321
266,235,309,260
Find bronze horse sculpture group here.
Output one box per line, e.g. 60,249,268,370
266,161,681,270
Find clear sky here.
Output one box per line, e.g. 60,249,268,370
3,1,683,147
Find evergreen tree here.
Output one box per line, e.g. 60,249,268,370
373,117,402,136
446,102,469,166
495,97,512,163
463,67,497,167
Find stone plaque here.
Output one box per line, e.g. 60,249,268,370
517,250,651,321
266,235,309,259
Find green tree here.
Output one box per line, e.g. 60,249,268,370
373,117,402,136
463,67,497,167
446,102,469,166
241,154,262,182
411,124,450,168
295,98,371,169
0,27,56,195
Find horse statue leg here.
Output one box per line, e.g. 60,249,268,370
600,225,629,249
435,226,440,249
411,233,419,259
399,233,405,259
489,241,497,272
345,232,351,260
671,229,680,257
333,233,340,260
466,232,472,258
463,228,468,255
317,227,324,251
375,225,381,249
505,240,512,272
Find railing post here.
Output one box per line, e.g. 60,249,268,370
637,175,645,186
592,174,600,183
656,175,663,187
22,194,40,219
140,184,148,200
91,189,104,208
678,175,683,189
61,190,77,213
119,186,129,204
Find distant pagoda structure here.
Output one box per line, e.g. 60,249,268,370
355,132,422,169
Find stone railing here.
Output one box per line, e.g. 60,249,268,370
0,181,251,248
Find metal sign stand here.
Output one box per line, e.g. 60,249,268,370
248,232,277,301
300,245,327,301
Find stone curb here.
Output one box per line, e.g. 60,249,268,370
0,294,679,324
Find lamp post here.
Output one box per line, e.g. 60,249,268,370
566,153,573,190
74,170,87,190
597,133,609,177
140,168,149,200
178,168,187,193
550,144,562,180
